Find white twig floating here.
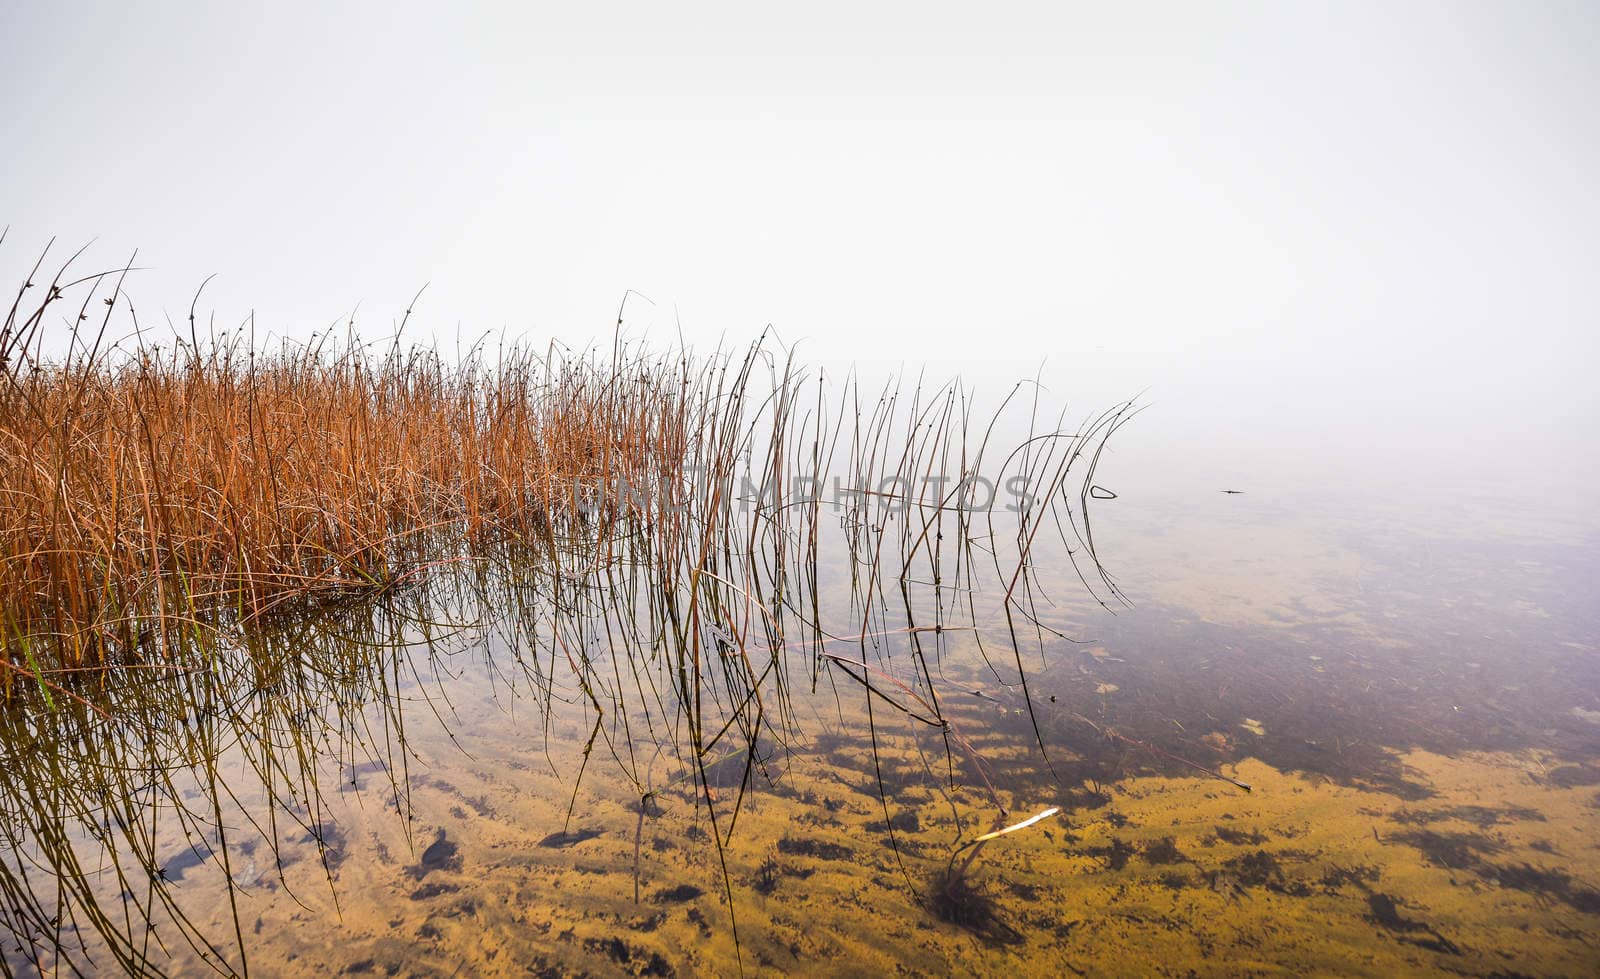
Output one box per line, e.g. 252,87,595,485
973,806,1061,843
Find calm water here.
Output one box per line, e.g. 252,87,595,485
4,489,1597,977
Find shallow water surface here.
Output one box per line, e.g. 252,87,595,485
4,490,1597,977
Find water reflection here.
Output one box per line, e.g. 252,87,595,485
4,489,1599,977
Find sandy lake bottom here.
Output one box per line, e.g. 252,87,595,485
7,490,1598,977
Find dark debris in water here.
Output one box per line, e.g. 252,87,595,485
1391,829,1600,914
1542,764,1600,788
158,840,214,882
1141,836,1185,865
1208,825,1268,846
648,883,703,905
1083,837,1137,871
538,827,603,849
926,866,1023,945
1390,829,1505,870
1007,879,1041,901
1319,864,1382,893
1059,786,1112,811
1221,850,1282,889
777,836,853,861
303,823,349,872
752,853,782,895
581,935,674,976
1391,804,1545,829
868,809,921,834
409,880,460,901
1491,863,1600,914
1209,871,1247,901
1366,892,1462,955
405,829,461,880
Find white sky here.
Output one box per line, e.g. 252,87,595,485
3,1,1596,507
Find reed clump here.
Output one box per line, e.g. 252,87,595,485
1,252,687,680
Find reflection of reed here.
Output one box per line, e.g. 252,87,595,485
0,591,441,976
1,248,1132,975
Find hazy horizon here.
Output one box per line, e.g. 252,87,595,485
4,0,1596,511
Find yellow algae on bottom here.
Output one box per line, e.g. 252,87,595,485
149,743,1599,977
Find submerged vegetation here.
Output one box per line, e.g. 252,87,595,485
0,242,1134,975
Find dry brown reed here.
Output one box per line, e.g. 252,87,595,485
1,240,1136,976
1,248,688,681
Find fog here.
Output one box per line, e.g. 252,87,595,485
4,1,1595,511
